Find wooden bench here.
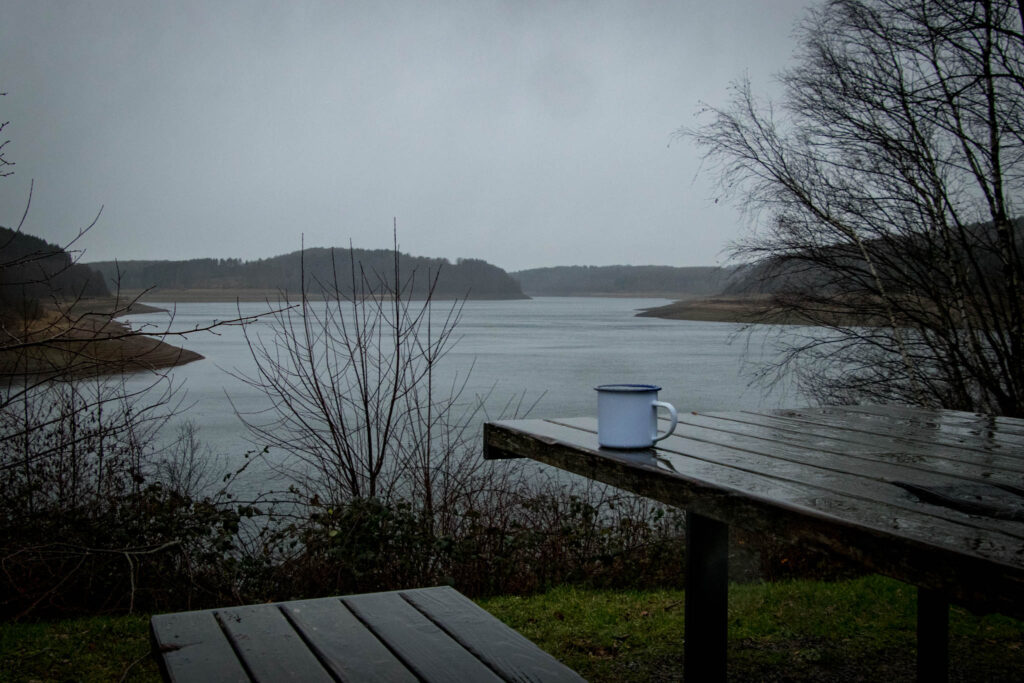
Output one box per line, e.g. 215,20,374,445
150,585,585,682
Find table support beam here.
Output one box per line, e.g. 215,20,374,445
917,588,949,683
684,512,729,683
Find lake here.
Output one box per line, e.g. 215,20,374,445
121,297,803,474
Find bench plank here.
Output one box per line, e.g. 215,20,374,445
216,604,333,682
150,610,249,683
280,597,417,683
343,591,503,683
402,586,585,683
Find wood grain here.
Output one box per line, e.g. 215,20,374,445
401,586,585,682
150,610,249,683
279,598,417,683
215,604,334,682
342,591,503,683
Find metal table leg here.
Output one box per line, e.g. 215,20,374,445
685,512,729,683
917,588,949,683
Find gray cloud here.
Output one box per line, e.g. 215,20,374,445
0,0,810,271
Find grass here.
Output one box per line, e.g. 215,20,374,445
0,614,158,682
480,576,1024,682
3,576,1023,682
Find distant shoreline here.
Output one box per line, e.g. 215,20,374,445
116,288,529,303
124,289,779,324
639,295,882,327
636,295,778,324
520,291,708,299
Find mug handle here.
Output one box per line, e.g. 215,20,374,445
652,401,679,444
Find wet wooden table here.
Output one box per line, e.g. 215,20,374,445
484,405,1024,682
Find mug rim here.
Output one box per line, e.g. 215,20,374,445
595,383,662,393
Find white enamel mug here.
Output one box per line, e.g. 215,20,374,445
595,384,679,449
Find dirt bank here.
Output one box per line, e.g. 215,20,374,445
636,295,785,324
0,299,203,378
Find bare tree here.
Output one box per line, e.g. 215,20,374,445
230,234,546,588
0,94,13,179
233,234,499,507
682,0,1024,415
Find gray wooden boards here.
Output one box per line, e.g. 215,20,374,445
483,406,1024,619
150,586,584,683
278,597,415,682
150,609,249,683
401,587,584,682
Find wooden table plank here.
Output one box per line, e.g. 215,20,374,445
280,597,417,683
804,405,1024,449
687,411,1024,483
664,414,1024,538
342,591,503,683
847,404,1024,438
401,586,585,683
763,407,1024,457
150,611,249,683
216,604,334,682
490,418,831,503
672,412,1018,490
551,417,1024,550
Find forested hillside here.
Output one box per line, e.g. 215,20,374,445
512,265,732,297
88,248,528,300
0,227,109,316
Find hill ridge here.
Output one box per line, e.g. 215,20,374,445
87,248,528,301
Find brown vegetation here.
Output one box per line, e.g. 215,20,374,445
0,299,202,378
639,293,948,328
635,294,850,325
637,295,776,323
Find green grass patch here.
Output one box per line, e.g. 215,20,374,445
480,576,1024,682
3,576,1022,682
0,615,159,682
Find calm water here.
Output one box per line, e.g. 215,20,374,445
121,297,801,467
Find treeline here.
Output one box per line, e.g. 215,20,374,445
720,217,1024,296
88,248,528,300
0,227,109,318
512,265,733,297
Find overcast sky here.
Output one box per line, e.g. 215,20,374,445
0,1,810,271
